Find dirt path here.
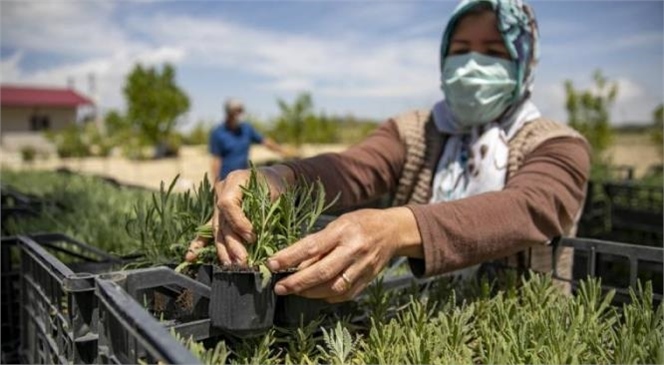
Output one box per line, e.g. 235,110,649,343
604,133,662,177
3,133,661,191
1,144,347,191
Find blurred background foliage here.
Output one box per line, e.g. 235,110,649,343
42,63,661,180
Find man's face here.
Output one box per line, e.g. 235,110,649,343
226,108,243,122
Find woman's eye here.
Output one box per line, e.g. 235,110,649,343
449,48,470,55
487,49,510,59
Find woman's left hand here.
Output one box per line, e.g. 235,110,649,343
266,207,423,303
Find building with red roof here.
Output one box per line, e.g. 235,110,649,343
1,85,94,137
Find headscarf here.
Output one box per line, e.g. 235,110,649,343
440,0,539,104
430,0,541,204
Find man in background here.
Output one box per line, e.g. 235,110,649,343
209,99,289,181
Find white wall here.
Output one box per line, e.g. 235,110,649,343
1,106,76,134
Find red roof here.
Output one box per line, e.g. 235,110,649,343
1,85,93,108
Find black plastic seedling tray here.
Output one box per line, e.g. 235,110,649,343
274,292,331,328
16,233,126,364
210,268,277,338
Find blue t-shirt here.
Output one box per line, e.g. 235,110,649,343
209,122,264,179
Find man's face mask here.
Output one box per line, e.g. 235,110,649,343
441,51,517,129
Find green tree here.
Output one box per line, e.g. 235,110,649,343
273,92,315,147
183,121,212,146
123,63,190,147
304,113,338,144
565,70,618,157
104,110,129,136
651,104,663,153
104,109,145,159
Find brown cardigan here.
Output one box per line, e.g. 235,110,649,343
284,118,591,277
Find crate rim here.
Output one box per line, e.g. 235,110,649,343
95,273,203,365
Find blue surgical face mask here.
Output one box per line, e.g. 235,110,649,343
441,52,517,129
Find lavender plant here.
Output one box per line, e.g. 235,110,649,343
185,274,663,365
240,165,337,268
189,164,337,284
125,174,214,267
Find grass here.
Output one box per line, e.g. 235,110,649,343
2,169,149,256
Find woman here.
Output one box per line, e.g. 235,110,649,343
186,0,590,302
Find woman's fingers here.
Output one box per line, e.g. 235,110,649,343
215,240,231,266
273,243,355,295
325,272,373,303
210,208,229,265
211,172,255,266
185,216,216,262
215,173,255,243
267,230,336,272
221,218,248,265
218,198,254,243
185,236,208,262
269,209,404,301
297,254,323,270
298,259,368,299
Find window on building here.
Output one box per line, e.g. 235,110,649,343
29,115,51,131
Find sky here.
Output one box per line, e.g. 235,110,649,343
1,0,662,130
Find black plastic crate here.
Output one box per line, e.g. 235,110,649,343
1,236,22,364
17,234,125,364
55,167,154,192
552,236,664,305
603,183,663,245
0,186,49,235
578,181,609,239
95,267,212,364
90,238,664,365
1,184,46,209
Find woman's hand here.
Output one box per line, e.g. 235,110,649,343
267,207,423,303
185,165,294,265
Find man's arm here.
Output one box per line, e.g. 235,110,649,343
262,137,289,156
247,124,292,157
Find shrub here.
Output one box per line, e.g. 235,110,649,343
20,146,37,162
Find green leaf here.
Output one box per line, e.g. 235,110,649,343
174,261,191,273
259,264,273,289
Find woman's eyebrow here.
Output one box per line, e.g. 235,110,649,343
451,39,505,45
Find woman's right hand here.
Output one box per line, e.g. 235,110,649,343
184,165,294,265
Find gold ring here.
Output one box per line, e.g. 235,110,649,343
341,272,352,289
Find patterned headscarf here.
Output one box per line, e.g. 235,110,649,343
440,0,540,105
